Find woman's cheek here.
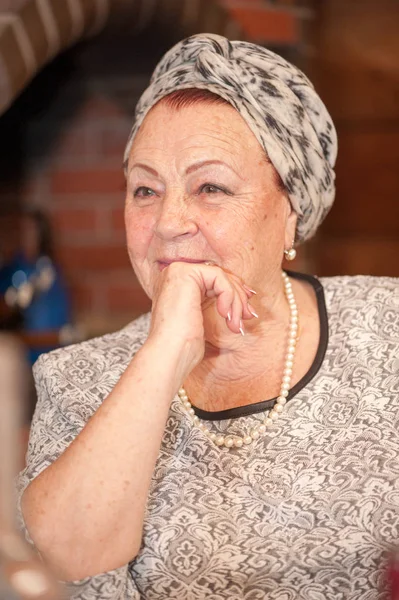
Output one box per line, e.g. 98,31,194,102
204,210,245,250
125,209,154,256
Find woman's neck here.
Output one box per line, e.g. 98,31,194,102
183,275,319,413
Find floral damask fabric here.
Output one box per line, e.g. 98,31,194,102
17,275,399,599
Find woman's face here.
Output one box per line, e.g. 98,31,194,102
125,100,296,299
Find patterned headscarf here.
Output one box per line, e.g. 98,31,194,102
124,34,338,243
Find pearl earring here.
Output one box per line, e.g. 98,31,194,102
284,246,296,261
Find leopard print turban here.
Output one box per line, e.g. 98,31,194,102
124,34,338,243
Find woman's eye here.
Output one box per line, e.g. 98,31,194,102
199,184,226,195
134,186,156,198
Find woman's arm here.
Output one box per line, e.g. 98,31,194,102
20,262,253,582
21,335,190,582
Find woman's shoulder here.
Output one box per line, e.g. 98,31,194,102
318,274,398,342
319,273,397,287
318,274,398,306
33,312,151,389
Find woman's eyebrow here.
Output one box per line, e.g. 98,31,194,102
129,163,160,178
186,159,244,180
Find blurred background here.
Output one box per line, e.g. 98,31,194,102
0,0,398,424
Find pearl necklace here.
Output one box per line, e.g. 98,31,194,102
178,271,298,450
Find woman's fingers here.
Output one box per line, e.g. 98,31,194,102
243,283,257,296
225,280,253,334
200,264,257,334
225,274,258,320
228,288,245,334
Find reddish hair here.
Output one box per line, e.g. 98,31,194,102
161,88,230,110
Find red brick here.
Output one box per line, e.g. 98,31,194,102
70,280,95,313
51,169,126,195
98,126,130,159
227,7,298,43
76,96,124,120
111,207,125,232
54,126,88,157
56,244,131,271
50,208,97,234
222,0,263,7
19,175,44,199
223,0,297,7
106,283,151,313
0,214,21,259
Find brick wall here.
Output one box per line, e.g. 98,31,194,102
220,0,313,45
10,2,312,337
19,74,151,336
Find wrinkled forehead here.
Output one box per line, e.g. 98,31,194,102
125,98,287,201
126,97,269,171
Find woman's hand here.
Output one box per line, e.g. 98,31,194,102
148,262,256,380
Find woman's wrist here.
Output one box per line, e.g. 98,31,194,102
139,333,200,395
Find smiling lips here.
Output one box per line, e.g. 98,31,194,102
157,258,210,271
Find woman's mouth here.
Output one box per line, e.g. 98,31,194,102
157,258,211,271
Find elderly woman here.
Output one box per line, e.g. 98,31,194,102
17,34,398,600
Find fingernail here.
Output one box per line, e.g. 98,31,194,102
244,285,257,295
249,307,259,318
227,312,231,321
239,320,245,336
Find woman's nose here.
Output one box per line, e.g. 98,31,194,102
154,194,198,240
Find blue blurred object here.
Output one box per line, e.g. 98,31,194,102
0,209,72,364
0,253,71,364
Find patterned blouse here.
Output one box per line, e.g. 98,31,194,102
17,274,399,600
